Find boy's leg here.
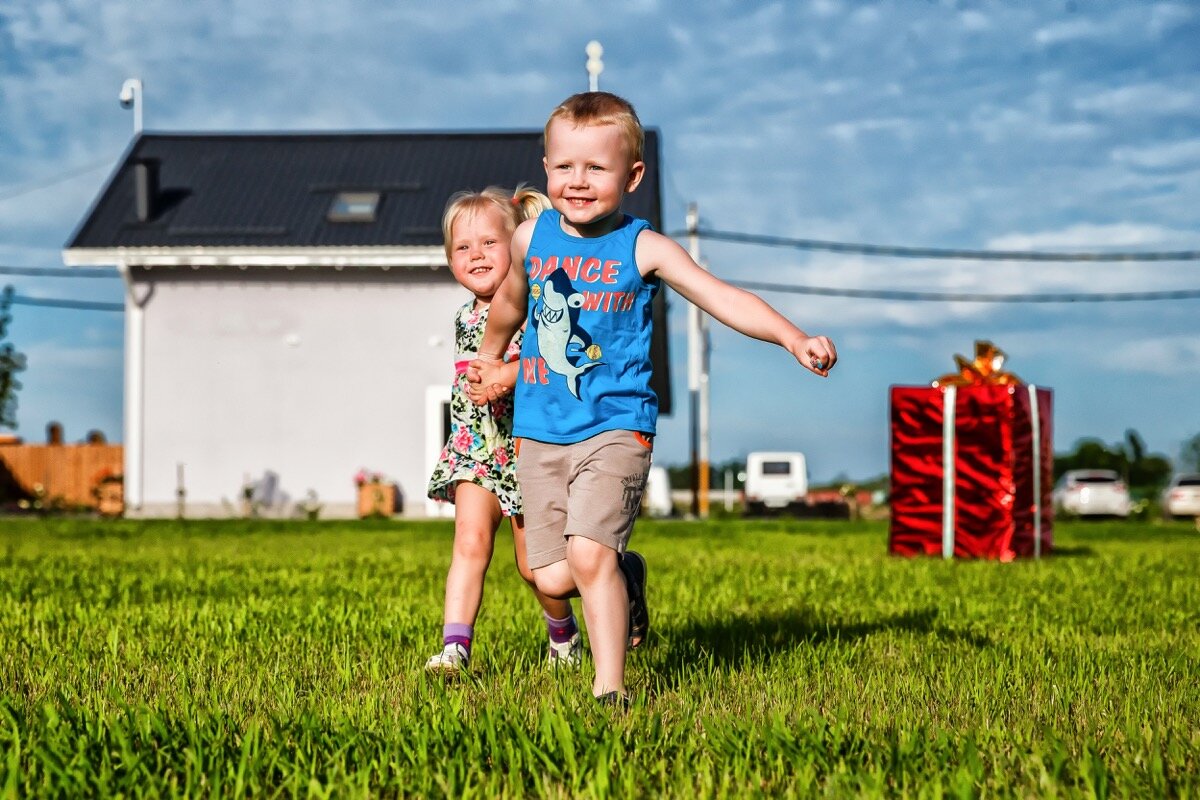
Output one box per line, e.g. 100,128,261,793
561,430,653,698
565,535,629,695
518,432,651,694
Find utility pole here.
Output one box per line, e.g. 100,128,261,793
687,203,711,518
586,41,604,92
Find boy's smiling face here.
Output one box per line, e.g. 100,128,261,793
543,117,644,238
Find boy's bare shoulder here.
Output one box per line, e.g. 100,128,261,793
512,218,537,250
516,217,538,236
634,228,689,275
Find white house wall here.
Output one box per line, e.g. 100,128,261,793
134,267,466,517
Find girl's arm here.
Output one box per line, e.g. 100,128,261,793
637,230,837,375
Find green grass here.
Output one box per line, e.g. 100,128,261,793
1,516,1197,798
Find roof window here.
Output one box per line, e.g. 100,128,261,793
327,191,380,222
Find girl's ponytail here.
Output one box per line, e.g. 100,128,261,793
511,183,552,223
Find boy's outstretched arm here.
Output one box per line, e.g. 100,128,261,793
468,220,535,402
638,231,838,376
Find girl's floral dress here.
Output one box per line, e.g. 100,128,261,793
427,301,523,516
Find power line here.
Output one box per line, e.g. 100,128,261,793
730,279,1200,303
679,228,1200,262
0,157,116,203
11,295,122,312
0,265,118,278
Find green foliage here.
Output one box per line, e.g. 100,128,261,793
1,517,1198,797
1054,429,1173,494
1180,432,1200,473
665,459,744,491
0,286,26,429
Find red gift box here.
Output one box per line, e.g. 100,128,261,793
889,343,1053,560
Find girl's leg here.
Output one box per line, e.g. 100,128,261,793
511,514,572,618
514,514,581,665
441,481,502,628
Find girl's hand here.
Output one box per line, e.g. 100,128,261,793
467,358,505,405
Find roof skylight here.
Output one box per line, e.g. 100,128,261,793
327,191,380,222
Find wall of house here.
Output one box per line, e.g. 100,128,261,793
134,267,467,518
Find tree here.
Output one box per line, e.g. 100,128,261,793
1180,433,1200,473
1054,430,1172,495
0,286,27,429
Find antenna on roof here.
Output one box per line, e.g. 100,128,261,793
119,78,143,136
585,41,604,92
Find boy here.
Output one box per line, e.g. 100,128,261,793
469,92,836,704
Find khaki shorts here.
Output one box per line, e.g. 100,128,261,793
516,429,654,570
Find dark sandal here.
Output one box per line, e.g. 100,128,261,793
619,551,649,648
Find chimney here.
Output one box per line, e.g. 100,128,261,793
134,158,160,222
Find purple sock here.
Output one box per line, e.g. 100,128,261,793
444,623,473,650
544,611,578,644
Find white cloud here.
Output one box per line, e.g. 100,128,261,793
22,341,121,371
986,223,1200,251
959,11,991,31
1112,139,1200,171
968,104,1099,144
826,117,918,143
1033,18,1109,46
1147,2,1194,37
809,0,842,19
1112,335,1200,377
1074,84,1197,116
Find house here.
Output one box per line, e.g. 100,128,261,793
63,131,671,517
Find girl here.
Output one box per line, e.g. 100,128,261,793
425,186,581,675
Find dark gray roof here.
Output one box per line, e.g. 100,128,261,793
67,131,663,249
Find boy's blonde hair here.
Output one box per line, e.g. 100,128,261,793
545,91,644,164
441,184,552,260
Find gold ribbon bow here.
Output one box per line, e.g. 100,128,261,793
932,340,1024,388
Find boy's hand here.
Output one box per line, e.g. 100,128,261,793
484,382,511,403
788,335,838,377
467,358,505,405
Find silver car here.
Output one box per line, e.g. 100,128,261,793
1053,469,1131,518
1161,473,1200,520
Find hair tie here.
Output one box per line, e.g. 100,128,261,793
510,196,520,206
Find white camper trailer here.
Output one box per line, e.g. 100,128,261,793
743,452,808,516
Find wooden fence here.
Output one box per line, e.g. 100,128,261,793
0,443,123,508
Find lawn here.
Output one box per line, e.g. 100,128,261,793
1,516,1197,797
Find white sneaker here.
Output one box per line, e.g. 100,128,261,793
547,632,583,668
425,643,469,675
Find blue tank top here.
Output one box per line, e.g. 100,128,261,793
513,210,658,444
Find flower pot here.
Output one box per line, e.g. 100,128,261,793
357,482,396,518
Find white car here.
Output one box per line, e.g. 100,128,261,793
1053,469,1131,518
1161,473,1200,520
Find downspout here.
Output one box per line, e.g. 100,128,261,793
119,262,152,512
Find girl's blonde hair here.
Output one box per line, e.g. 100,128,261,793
441,184,552,261
545,91,644,164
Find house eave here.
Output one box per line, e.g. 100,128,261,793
62,245,447,269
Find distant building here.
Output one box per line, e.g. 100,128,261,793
64,132,670,517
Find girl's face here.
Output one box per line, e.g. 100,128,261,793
448,205,512,303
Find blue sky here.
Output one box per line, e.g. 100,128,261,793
1,0,1198,481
